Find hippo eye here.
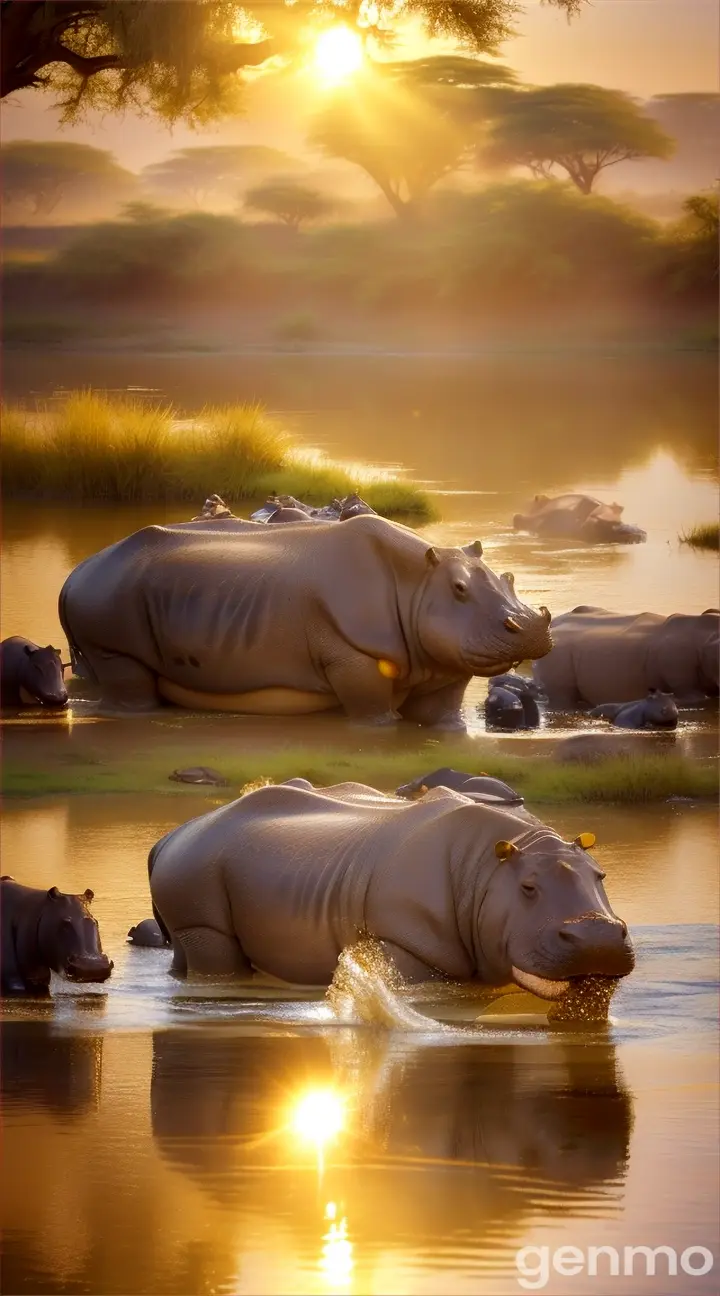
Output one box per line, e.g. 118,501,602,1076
452,579,468,601
521,880,537,897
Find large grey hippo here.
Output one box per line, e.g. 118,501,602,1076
1,879,113,994
589,689,679,730
534,607,719,706
0,636,68,709
148,780,634,994
513,495,646,545
59,515,552,726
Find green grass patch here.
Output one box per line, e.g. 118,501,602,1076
0,392,436,520
679,523,719,551
3,746,716,804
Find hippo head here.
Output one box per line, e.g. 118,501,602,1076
645,689,678,728
417,541,553,676
476,830,634,999
21,644,68,708
38,887,113,983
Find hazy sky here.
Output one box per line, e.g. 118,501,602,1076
1,0,717,169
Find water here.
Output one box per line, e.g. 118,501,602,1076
3,354,719,1293
2,355,718,729
2,796,718,1295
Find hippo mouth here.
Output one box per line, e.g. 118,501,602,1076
511,966,570,1000
64,956,114,983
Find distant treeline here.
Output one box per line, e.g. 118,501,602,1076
3,182,717,344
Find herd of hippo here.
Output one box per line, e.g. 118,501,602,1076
1,486,717,1004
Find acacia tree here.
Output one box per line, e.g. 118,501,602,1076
143,145,302,207
244,179,333,230
1,139,136,216
311,79,470,218
483,84,674,194
0,1,583,117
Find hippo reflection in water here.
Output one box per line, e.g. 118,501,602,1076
151,1030,633,1242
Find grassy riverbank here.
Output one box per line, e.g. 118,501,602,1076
679,523,720,551
4,745,716,804
0,392,436,519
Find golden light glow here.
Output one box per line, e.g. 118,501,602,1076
291,1088,346,1148
320,1201,354,1287
313,26,364,86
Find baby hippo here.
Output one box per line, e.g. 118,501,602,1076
589,689,678,730
1,878,113,994
127,918,169,948
1,637,68,709
485,675,540,730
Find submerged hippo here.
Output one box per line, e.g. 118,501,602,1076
0,637,68,709
191,493,237,522
395,768,524,805
589,689,679,730
1,879,113,993
127,919,169,948
59,517,553,727
148,780,634,994
513,495,646,545
485,679,540,730
534,607,719,706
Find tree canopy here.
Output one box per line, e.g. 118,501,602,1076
1,139,136,216
244,179,334,230
1,0,583,119
484,84,674,193
142,145,302,207
311,78,470,218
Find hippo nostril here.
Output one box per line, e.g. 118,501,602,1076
504,617,521,633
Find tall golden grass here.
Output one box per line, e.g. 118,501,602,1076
679,523,719,552
1,392,435,518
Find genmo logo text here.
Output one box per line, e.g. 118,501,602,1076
515,1244,715,1290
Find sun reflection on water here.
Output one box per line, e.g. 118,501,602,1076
320,1201,354,1289
291,1088,346,1148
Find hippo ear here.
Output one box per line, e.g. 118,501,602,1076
463,539,483,558
502,571,515,589
495,840,520,861
23,643,33,656
574,832,596,850
47,886,61,899
425,547,440,568
83,888,95,902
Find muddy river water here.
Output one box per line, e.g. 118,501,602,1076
2,354,719,1294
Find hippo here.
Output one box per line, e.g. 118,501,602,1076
485,680,540,731
266,506,315,524
589,689,679,730
127,919,169,948
148,779,634,994
534,607,719,707
0,636,68,709
59,516,553,727
169,766,229,786
395,767,524,805
488,672,545,699
191,493,237,522
1,879,113,993
484,684,525,730
513,495,646,545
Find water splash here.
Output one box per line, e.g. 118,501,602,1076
547,975,620,1023
326,940,446,1031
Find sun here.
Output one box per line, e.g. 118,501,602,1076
313,26,364,87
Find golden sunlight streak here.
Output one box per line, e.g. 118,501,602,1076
291,1088,346,1148
314,26,364,86
320,1202,354,1288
